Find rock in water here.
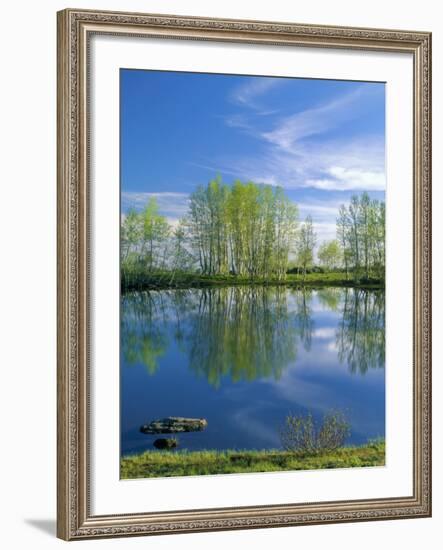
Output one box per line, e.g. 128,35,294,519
153,438,178,450
140,416,208,434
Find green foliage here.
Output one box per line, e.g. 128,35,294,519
120,441,385,479
186,178,298,279
122,286,384,383
295,215,316,278
122,287,306,388
120,292,168,375
337,288,385,374
316,287,342,311
120,183,386,291
121,197,171,287
317,239,341,270
336,192,385,281
280,410,351,455
121,269,384,293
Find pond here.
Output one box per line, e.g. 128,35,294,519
120,286,385,456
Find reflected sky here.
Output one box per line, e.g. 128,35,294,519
121,287,385,455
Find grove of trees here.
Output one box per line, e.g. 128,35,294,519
336,193,385,281
295,215,316,277
317,240,341,271
121,178,385,285
185,177,298,279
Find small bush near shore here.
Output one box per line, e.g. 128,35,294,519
280,410,351,455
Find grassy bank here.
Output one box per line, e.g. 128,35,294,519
121,440,385,479
121,270,384,293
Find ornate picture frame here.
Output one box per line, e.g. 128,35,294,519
57,8,431,540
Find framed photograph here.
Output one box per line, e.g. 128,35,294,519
57,8,432,540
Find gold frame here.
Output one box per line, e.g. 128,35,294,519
57,8,432,540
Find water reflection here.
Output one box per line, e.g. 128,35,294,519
121,286,385,384
337,288,385,374
316,287,342,312
186,287,303,386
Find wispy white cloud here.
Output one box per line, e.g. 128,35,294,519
263,370,344,413
297,200,340,242
306,166,385,191
327,341,339,352
313,327,336,339
136,83,385,243
312,222,338,243
298,201,342,219
229,404,281,447
121,191,189,222
223,114,252,130
230,77,283,110
187,161,244,179
210,135,385,193
260,86,366,151
218,83,385,194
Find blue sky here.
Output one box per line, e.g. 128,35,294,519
121,69,385,242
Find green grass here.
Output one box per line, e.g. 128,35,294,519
121,270,384,292
121,440,385,479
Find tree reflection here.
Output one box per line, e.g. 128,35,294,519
121,292,168,375
185,287,299,386
122,287,306,386
291,288,314,352
316,287,342,312
121,286,385,384
336,288,385,374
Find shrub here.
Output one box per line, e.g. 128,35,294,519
280,410,350,455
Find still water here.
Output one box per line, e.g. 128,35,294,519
121,286,385,456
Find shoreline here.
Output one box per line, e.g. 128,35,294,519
121,272,384,293
121,441,385,479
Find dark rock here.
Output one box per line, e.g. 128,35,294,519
153,438,178,450
140,416,208,434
